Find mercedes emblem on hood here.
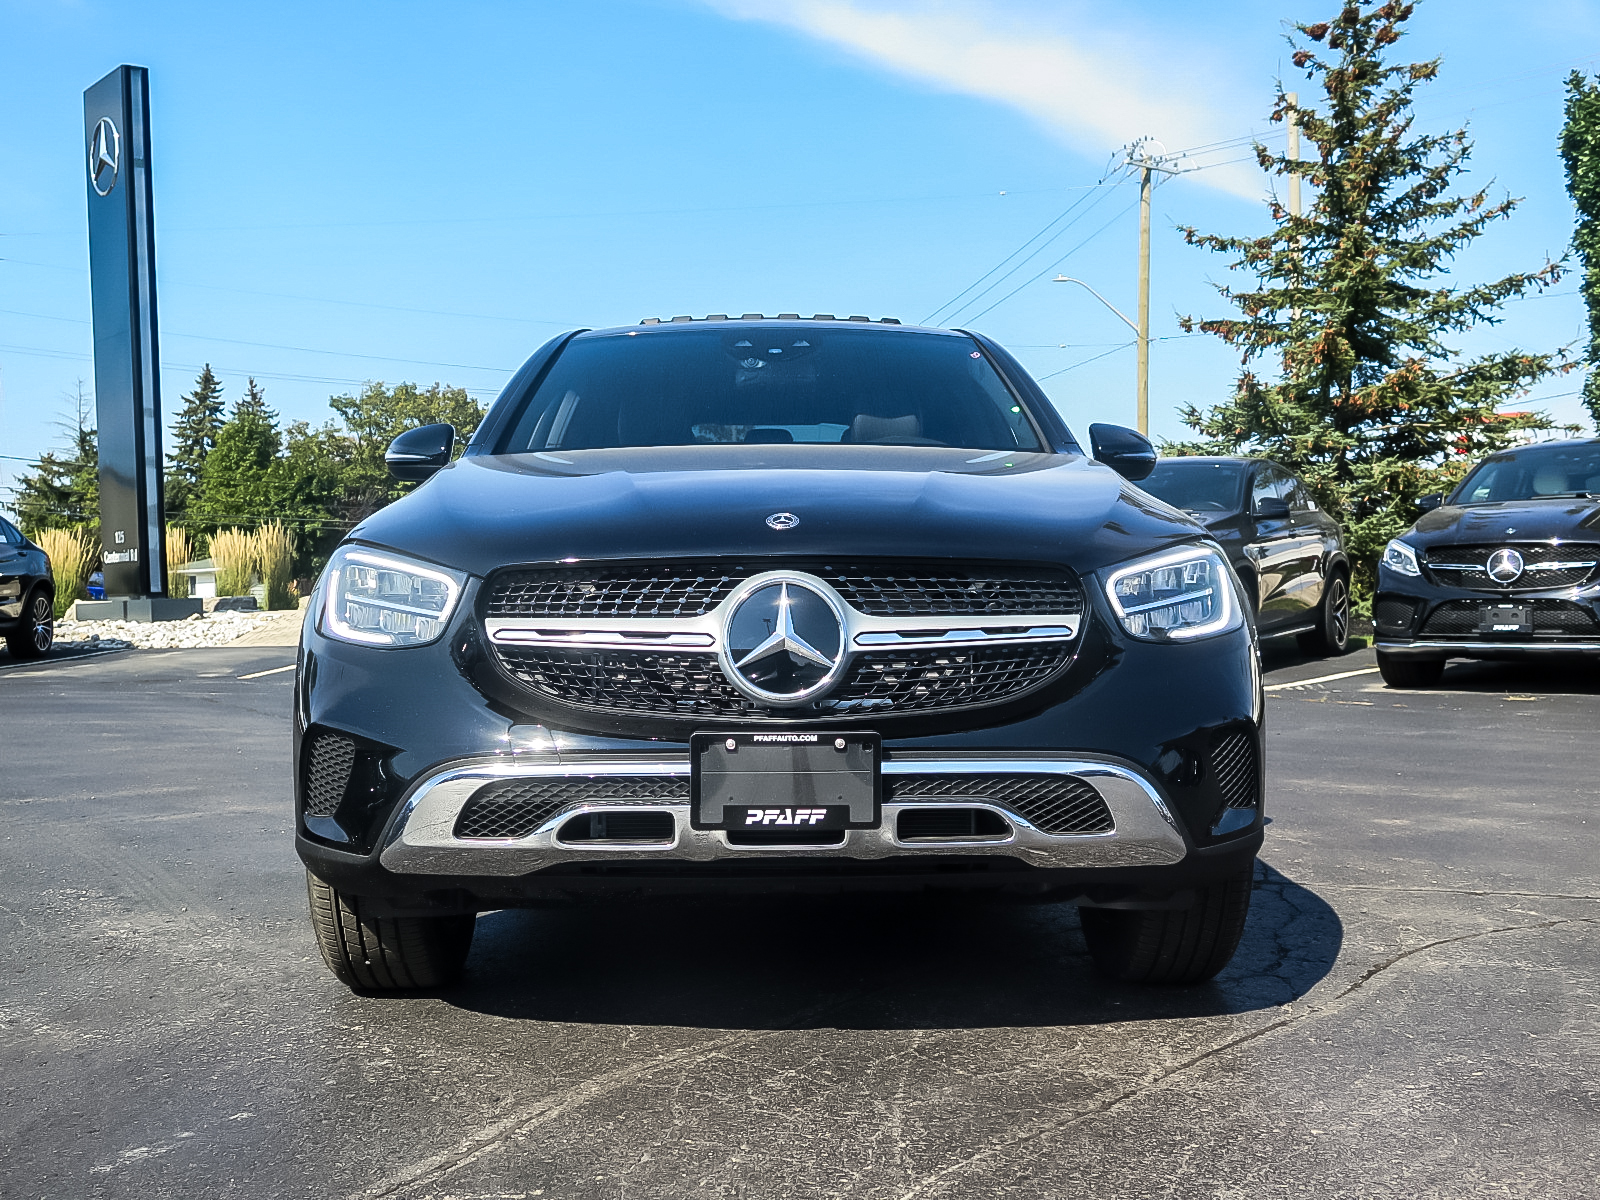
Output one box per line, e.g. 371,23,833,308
765,512,801,531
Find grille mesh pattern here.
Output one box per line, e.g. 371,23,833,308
1423,543,1600,591
485,561,1082,619
1420,599,1600,637
303,733,356,818
1373,598,1418,634
1210,730,1259,811
492,644,1070,717
887,773,1113,835
454,776,689,839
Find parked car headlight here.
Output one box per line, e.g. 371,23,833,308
1104,545,1240,642
1381,538,1421,577
321,545,465,647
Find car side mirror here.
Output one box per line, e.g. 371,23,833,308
1088,423,1157,482
1252,496,1291,521
1416,492,1443,512
385,423,456,482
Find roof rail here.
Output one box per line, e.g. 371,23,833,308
637,314,904,325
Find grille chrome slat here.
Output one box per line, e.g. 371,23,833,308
1422,543,1600,591
483,560,1083,720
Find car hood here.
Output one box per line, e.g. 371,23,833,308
349,445,1204,578
1404,497,1600,548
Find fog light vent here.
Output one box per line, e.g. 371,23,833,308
303,732,357,818
1211,729,1259,811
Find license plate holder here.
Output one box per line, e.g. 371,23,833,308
1479,604,1533,636
690,732,881,831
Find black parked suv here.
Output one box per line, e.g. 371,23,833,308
1374,438,1600,686
0,517,54,659
1139,456,1351,655
296,317,1264,992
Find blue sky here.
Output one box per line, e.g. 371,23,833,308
3,0,1598,516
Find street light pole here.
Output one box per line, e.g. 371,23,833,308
1136,164,1152,437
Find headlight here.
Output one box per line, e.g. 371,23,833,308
1381,539,1421,577
320,545,465,647
1104,545,1240,642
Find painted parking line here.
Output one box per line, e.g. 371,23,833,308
1263,666,1382,692
237,664,296,680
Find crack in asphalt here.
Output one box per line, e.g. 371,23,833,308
888,913,1600,1200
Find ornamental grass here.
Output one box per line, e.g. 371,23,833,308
252,521,295,610
32,526,96,618
165,524,194,600
210,528,256,598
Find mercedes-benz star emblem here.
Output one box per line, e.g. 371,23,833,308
718,574,847,705
89,117,120,197
765,512,800,531
1487,547,1525,584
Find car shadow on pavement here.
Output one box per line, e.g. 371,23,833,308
442,860,1340,1030
1424,658,1600,695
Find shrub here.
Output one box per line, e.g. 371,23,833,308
253,521,295,610
31,527,96,618
210,528,256,598
165,525,194,600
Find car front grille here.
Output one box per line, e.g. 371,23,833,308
1419,599,1600,638
484,560,1083,619
886,773,1113,834
455,776,689,839
492,643,1072,719
1210,728,1259,810
1423,543,1600,591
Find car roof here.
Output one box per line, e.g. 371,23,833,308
575,315,964,339
1482,437,1600,459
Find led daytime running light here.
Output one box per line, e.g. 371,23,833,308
322,546,464,648
1104,546,1239,642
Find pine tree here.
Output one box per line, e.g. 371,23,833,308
189,380,282,532
1172,1,1567,596
12,381,99,534
1560,71,1600,425
166,364,226,518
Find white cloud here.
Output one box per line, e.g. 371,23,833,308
700,0,1265,199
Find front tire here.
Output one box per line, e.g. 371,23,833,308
1298,570,1350,657
1376,651,1444,688
1078,865,1254,984
5,589,54,659
306,872,474,992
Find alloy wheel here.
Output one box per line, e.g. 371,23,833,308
1329,576,1349,646
29,593,54,653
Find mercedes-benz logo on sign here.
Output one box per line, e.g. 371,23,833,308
89,117,120,197
718,573,847,705
765,512,800,531
1487,547,1525,584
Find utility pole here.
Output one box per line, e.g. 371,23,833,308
1123,139,1181,436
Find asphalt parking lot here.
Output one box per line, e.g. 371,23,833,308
1,640,1597,1199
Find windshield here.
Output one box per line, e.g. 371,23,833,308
1139,460,1246,513
1453,444,1600,504
499,327,1044,453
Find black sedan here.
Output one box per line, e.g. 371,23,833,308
1374,438,1600,686
1138,456,1351,655
0,516,54,659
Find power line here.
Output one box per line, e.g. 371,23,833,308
1035,342,1135,382
962,198,1142,326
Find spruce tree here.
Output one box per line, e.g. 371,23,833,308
166,364,226,518
190,380,282,531
1560,70,1600,425
1172,1,1566,595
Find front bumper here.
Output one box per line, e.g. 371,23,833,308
1375,570,1600,659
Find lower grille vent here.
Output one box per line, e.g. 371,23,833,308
558,810,676,843
1211,729,1259,810
897,807,1010,840
454,776,688,840
303,733,356,819
1373,598,1417,635
1420,599,1600,637
886,774,1112,835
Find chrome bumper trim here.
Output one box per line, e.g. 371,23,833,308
377,756,1187,877
1377,639,1600,655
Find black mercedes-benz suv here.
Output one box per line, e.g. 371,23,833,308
295,317,1264,992
1375,438,1600,686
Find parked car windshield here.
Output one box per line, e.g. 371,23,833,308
499,327,1044,453
1453,443,1600,504
1140,460,1246,513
